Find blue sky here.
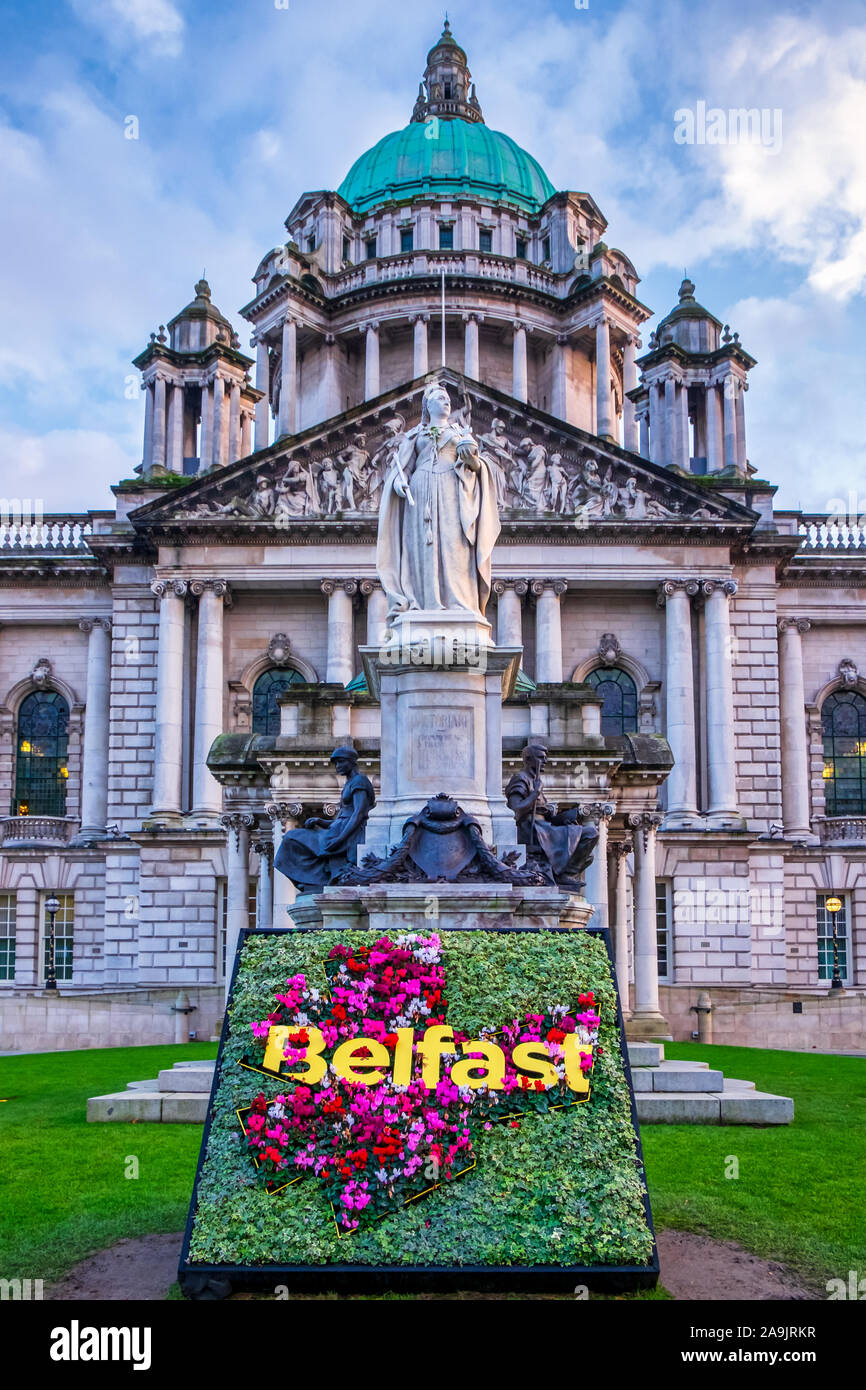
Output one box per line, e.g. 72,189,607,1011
1,0,865,514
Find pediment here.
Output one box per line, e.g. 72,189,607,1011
129,369,757,541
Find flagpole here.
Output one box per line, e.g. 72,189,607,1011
441,266,446,367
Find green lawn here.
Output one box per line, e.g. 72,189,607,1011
645,1041,866,1289
0,1041,862,1292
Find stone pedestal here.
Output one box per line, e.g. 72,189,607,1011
286,882,593,934
359,610,521,857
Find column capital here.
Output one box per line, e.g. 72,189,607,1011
252,837,274,860
778,616,811,635
321,579,359,597
627,811,664,846
512,318,527,334
266,800,303,826
700,578,738,600
609,838,633,862
359,578,381,597
364,319,380,334
578,800,616,824
590,312,611,331
530,578,567,597
220,811,255,848
189,577,231,601
492,578,529,597
408,312,430,325
656,577,700,606
151,578,188,600
462,310,483,324
79,617,112,634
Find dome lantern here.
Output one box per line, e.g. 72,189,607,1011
410,19,484,126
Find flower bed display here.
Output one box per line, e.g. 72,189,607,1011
179,926,657,1296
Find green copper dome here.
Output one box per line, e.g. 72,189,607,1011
338,118,556,216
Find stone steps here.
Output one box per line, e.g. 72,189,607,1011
87,1048,793,1125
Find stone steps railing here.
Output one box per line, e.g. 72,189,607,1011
0,516,94,553
797,517,866,551
0,816,77,845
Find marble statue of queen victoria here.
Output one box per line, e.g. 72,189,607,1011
376,381,501,622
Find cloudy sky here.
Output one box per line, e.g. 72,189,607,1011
1,0,865,514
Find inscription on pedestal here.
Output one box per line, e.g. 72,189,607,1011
408,705,475,783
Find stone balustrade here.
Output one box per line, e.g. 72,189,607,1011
818,816,866,844
0,516,94,553
0,816,77,846
798,518,866,551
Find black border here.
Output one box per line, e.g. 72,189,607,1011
178,924,659,1297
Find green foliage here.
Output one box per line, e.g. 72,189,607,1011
187,930,654,1270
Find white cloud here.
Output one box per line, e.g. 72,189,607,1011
0,428,135,512
70,0,185,59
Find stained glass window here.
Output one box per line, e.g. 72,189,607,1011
13,690,69,816
252,668,306,737
585,667,638,737
821,690,866,816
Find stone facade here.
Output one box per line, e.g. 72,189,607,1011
1,25,864,1051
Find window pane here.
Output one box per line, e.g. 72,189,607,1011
365,238,376,260
817,893,849,982
14,690,70,816
585,667,639,737
479,229,492,254
439,226,453,250
822,692,866,815
252,668,306,736
0,893,16,981
400,228,414,253
656,881,670,980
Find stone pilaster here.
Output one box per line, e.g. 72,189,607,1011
150,579,187,822
74,617,112,843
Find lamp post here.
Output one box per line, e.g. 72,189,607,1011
45,893,60,992
824,896,844,991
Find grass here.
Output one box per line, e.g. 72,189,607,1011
0,1040,863,1294
644,1041,866,1289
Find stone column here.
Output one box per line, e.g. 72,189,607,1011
254,339,270,450
628,812,667,1036
610,840,632,1017
76,618,111,841
532,580,566,683
638,410,650,458
580,802,614,928
322,333,341,419
622,335,639,452
552,335,569,420
228,382,241,463
734,378,747,469
663,375,677,468
778,618,813,839
649,381,665,464
702,579,740,825
150,579,187,820
240,410,252,458
253,835,274,931
168,384,184,472
463,313,480,380
142,381,154,469
267,801,302,924
220,812,254,996
364,320,380,400
322,580,358,686
199,380,213,472
595,316,614,439
512,321,528,403
190,579,228,819
706,383,722,472
361,580,388,649
677,379,690,469
152,375,167,469
211,374,226,468
658,579,700,826
493,579,527,648
411,315,429,377
278,316,297,437
723,376,738,470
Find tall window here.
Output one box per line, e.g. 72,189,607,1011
252,667,306,737
0,894,16,981
365,237,377,260
822,690,866,816
438,225,454,250
400,227,414,253
479,228,493,254
217,878,258,980
585,667,638,737
656,880,672,981
43,892,74,983
14,690,70,816
515,235,528,259
816,893,850,985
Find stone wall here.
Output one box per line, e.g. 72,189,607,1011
0,984,223,1053
658,982,866,1053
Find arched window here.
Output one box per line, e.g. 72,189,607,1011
14,690,70,816
585,666,638,737
822,690,866,816
252,668,306,736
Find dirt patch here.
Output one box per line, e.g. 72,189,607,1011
47,1229,818,1301
656,1230,818,1301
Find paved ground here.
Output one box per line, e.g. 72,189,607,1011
45,1230,819,1301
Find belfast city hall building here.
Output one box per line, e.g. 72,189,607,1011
1,24,864,1052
